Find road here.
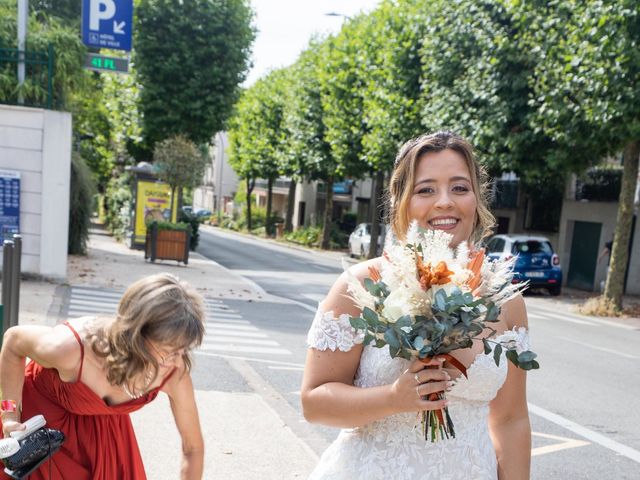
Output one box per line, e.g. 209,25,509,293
123,227,640,478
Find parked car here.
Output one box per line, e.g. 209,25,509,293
182,206,193,214
194,209,213,222
485,234,563,296
348,223,384,258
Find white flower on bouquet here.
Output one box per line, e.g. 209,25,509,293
381,288,415,322
345,269,377,312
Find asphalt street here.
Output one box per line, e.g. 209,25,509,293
196,227,640,479
65,227,640,479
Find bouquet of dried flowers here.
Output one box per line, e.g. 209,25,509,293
347,222,539,442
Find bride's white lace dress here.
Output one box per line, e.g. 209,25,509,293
306,308,530,480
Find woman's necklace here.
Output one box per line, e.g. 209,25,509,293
122,370,154,400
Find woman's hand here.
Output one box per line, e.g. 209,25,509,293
389,357,451,414
2,415,25,439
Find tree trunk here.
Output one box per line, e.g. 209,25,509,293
321,176,334,250
246,177,255,232
266,177,274,237
368,170,385,259
285,179,296,233
177,186,183,216
604,140,639,311
170,186,176,223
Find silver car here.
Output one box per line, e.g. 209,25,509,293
348,223,384,258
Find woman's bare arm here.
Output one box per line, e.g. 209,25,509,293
163,370,204,480
0,324,80,435
301,261,449,428
488,295,531,480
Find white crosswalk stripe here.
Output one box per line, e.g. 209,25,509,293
66,286,291,356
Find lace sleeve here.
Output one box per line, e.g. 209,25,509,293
496,327,531,353
306,308,365,352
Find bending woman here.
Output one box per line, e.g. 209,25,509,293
0,273,206,479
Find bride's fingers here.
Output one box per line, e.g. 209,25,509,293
408,357,444,373
415,369,450,384
416,380,451,398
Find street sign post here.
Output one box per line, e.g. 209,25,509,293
82,0,133,52
84,53,129,74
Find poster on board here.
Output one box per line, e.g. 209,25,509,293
133,179,177,245
0,170,20,243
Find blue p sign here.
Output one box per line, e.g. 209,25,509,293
82,0,133,52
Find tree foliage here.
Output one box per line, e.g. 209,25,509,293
135,0,255,150
153,135,208,220
524,0,640,310
227,69,290,235
0,0,86,108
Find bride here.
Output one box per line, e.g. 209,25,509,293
301,131,531,480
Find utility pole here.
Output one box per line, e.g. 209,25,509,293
216,132,225,223
17,0,28,104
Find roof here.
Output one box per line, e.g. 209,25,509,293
490,234,552,242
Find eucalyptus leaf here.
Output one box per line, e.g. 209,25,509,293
505,349,519,366
493,343,503,366
362,307,378,324
384,328,400,349
518,350,537,363
483,339,492,355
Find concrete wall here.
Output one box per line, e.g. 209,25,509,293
293,181,318,228
558,199,639,294
0,105,71,279
193,131,239,215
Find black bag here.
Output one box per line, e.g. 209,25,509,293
2,427,65,479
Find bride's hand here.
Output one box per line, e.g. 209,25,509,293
389,357,451,414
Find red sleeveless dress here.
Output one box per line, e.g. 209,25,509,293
1,322,175,480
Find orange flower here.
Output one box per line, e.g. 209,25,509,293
465,248,485,291
416,256,454,291
368,265,382,283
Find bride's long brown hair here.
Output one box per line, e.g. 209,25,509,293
87,273,205,394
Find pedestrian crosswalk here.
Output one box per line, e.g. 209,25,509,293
65,285,292,357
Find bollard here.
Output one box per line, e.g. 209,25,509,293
2,240,14,335
9,235,21,328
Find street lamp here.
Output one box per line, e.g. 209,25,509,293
324,12,351,20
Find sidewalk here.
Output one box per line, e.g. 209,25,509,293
15,224,318,479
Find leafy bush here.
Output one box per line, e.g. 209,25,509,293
148,220,191,232
576,167,623,202
284,226,321,247
238,205,267,230
104,173,133,240
68,153,95,254
178,209,200,251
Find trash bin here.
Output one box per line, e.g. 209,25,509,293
275,222,285,238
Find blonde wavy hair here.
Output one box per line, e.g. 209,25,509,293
88,273,206,393
387,131,495,244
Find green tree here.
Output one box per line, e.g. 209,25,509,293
0,0,86,108
360,0,429,257
526,0,640,311
68,153,96,254
135,0,255,150
30,0,81,25
317,18,372,249
153,135,208,221
227,70,288,236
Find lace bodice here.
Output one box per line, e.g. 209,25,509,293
306,308,531,480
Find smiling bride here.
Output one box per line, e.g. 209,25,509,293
301,131,532,480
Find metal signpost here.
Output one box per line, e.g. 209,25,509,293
82,0,133,51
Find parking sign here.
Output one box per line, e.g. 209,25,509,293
82,0,133,52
